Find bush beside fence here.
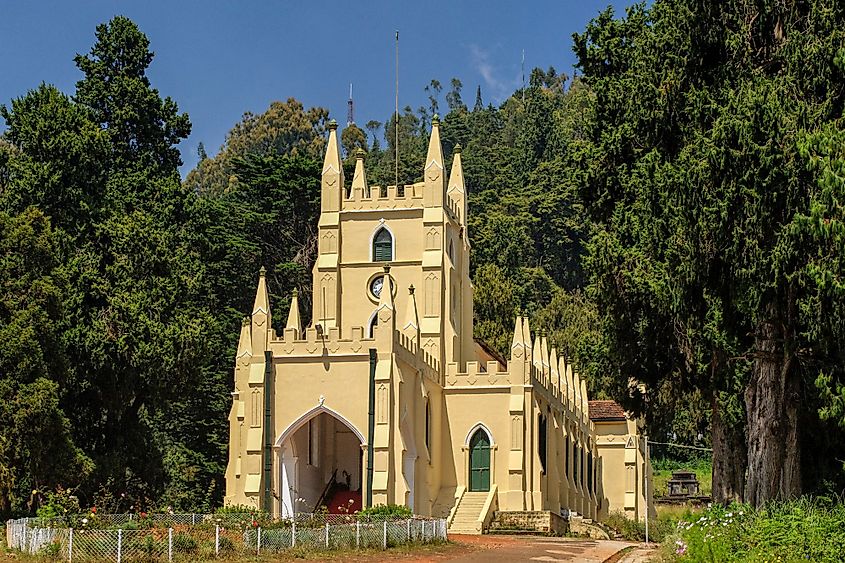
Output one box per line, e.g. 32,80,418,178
6,514,447,561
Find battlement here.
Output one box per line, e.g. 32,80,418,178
343,182,425,211
445,360,511,387
508,315,592,428
394,330,440,378
527,361,581,419
445,196,462,223
267,325,375,358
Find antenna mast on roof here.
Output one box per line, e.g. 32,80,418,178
347,83,354,126
395,30,400,190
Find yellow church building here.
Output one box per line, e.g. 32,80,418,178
224,117,653,533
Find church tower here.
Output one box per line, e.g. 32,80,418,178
311,116,473,370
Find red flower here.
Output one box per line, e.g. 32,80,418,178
252,520,258,527
140,511,147,518
91,507,97,514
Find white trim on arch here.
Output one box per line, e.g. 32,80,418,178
464,422,495,447
369,222,396,261
275,404,366,447
366,309,378,337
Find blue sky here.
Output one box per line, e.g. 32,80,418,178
1,1,632,174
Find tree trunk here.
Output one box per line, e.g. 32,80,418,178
744,314,801,507
711,396,746,503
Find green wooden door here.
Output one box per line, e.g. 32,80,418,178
469,430,490,492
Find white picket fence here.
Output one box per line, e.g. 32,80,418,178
6,514,448,560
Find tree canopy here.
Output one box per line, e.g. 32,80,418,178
3,6,845,516
574,0,845,504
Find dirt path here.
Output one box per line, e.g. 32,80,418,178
339,535,640,563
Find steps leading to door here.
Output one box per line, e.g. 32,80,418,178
448,492,488,534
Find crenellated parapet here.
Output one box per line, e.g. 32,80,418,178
444,359,511,387
444,196,462,224
343,181,425,211
394,329,440,380
505,314,595,432
268,323,375,358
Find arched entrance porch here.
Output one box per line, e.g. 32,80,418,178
276,406,365,517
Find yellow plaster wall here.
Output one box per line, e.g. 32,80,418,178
224,119,641,527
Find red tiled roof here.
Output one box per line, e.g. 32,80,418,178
474,338,508,370
588,400,627,421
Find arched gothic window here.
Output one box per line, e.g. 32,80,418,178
538,413,548,474
372,228,393,262
368,313,378,337
425,399,431,454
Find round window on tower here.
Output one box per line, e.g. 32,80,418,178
370,276,384,298
367,272,396,302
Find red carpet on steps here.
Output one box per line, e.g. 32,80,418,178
326,490,362,514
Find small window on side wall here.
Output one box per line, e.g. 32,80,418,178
425,399,431,455
373,228,393,261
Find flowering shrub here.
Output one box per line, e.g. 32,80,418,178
34,486,80,522
357,503,412,520
661,498,845,562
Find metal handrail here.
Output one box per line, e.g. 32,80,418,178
313,468,338,512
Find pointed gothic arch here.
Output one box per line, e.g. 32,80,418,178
276,405,365,517
366,309,378,337
463,422,494,447
369,224,395,262
275,404,366,447
467,425,492,492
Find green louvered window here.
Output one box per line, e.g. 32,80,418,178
372,228,393,261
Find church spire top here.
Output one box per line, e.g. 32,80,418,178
448,143,467,225
510,315,526,355
285,288,302,335
402,284,420,344
423,117,446,207
425,115,444,172
236,316,252,361
252,266,269,316
251,266,271,354
377,265,395,312
321,119,344,212
351,148,368,198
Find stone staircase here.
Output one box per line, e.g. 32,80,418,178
448,492,488,534
569,515,611,539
